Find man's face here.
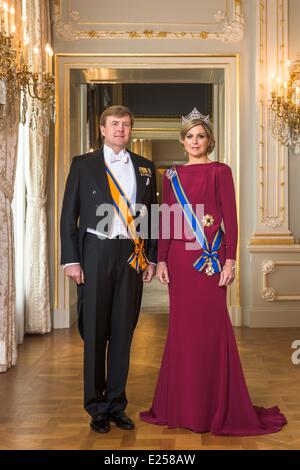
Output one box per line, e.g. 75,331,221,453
100,114,132,150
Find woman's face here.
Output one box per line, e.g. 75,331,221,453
181,125,209,158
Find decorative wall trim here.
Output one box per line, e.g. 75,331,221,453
249,243,300,253
253,0,291,240
262,259,300,301
52,0,244,42
243,307,300,327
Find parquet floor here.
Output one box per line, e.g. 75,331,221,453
0,313,299,450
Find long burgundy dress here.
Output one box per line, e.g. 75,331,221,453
140,162,287,436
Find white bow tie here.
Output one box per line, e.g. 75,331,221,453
110,152,128,164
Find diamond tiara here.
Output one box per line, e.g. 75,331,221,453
181,107,210,125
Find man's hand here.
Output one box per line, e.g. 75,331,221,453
156,261,169,284
64,264,84,284
142,263,156,283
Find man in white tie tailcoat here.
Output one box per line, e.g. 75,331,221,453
60,106,157,433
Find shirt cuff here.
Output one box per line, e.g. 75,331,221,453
63,262,80,269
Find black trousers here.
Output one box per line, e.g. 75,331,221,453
81,233,143,417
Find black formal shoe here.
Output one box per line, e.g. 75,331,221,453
109,411,135,430
90,414,110,433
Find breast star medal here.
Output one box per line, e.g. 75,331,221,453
202,214,214,227
139,205,147,218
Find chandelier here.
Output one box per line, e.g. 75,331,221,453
0,1,55,135
269,59,300,155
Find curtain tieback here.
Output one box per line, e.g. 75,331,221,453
26,194,47,208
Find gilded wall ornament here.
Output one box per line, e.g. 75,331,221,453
52,1,245,42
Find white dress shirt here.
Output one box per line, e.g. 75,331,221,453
99,144,137,239
64,144,142,268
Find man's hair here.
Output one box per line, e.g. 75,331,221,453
99,105,134,128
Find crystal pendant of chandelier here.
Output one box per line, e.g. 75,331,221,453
269,59,300,155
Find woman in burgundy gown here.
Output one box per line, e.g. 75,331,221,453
140,110,287,436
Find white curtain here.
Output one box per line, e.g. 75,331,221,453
0,1,22,372
12,122,28,344
24,0,51,333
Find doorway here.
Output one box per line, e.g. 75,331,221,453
54,54,240,326
70,69,223,313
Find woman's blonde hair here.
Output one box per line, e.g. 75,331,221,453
180,118,215,155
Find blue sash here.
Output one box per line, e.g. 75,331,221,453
167,167,222,276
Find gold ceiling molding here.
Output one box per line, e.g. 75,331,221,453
52,0,244,42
